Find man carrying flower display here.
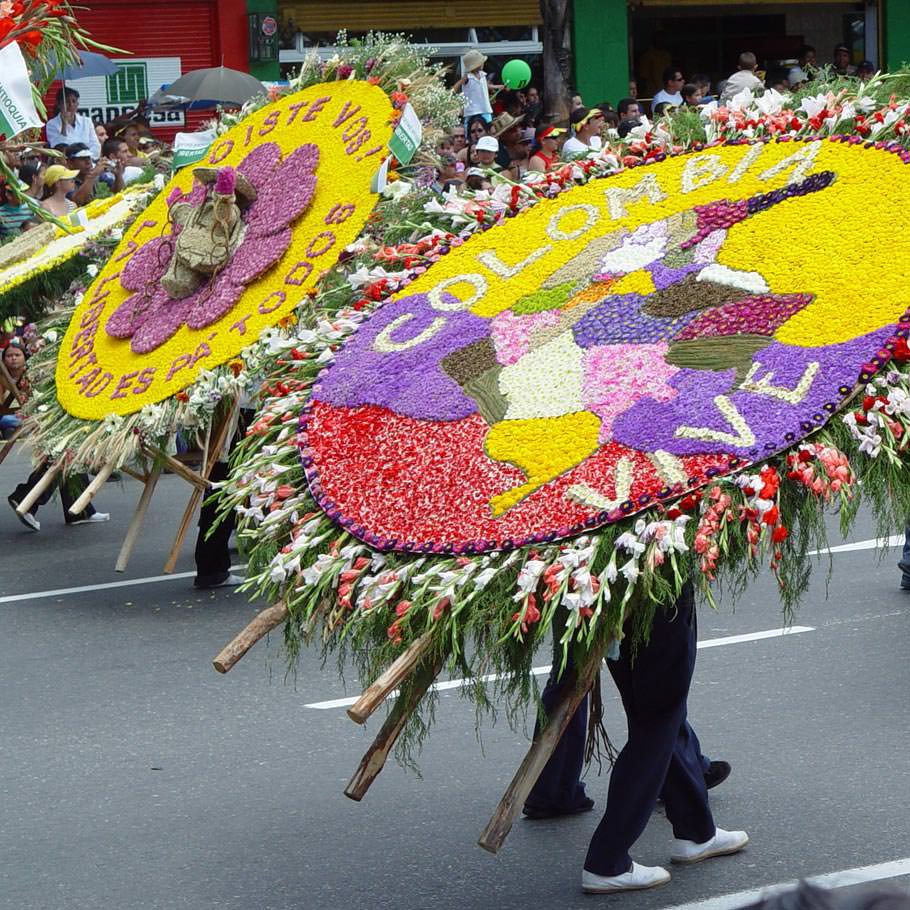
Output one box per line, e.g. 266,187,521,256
583,583,747,893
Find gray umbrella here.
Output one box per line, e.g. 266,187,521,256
155,66,266,109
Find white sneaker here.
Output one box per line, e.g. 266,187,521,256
582,862,671,894
671,827,749,864
8,496,39,531
19,511,40,532
69,512,110,525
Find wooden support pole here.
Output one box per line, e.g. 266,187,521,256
346,630,435,725
15,460,63,515
115,465,161,573
212,602,289,673
0,425,22,467
141,445,208,491
162,487,203,574
163,403,237,574
476,640,608,855
68,461,115,515
120,465,147,483
344,656,444,802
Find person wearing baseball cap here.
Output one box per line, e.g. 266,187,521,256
453,49,504,132
833,43,856,77
474,134,500,168
41,165,79,217
529,125,565,173
562,107,605,159
65,142,110,206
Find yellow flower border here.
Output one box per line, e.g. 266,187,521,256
395,140,910,347
56,81,393,420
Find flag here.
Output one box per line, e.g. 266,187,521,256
0,42,43,139
172,129,217,169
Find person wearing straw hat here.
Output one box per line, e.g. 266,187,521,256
453,49,503,132
40,164,79,218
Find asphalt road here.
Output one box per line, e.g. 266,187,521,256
1,446,909,910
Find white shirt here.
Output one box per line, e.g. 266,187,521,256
651,89,682,113
45,112,101,159
562,134,602,159
462,71,493,117
719,70,766,104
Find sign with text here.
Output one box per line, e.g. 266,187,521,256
76,57,185,128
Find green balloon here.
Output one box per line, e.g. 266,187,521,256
501,59,532,90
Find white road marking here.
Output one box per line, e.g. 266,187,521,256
304,626,815,710
809,534,902,556
659,856,910,910
696,626,814,649
0,565,247,604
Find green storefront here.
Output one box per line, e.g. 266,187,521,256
575,0,910,106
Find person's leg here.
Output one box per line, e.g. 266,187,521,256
60,473,97,523
194,461,234,587
584,583,706,876
10,464,50,516
662,719,715,843
687,722,711,773
524,639,591,815
900,524,910,589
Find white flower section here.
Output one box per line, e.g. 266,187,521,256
728,88,755,112
800,94,829,119
499,331,585,420
697,263,769,294
600,234,666,275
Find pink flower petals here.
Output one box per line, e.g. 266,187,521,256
235,142,282,186
130,296,195,353
104,141,316,353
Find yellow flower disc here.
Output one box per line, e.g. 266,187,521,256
57,81,393,419
303,139,910,553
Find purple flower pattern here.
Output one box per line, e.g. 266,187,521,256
105,143,319,353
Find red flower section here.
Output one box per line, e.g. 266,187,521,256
302,401,735,551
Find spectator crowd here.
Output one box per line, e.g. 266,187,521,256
431,43,876,193
1,87,170,241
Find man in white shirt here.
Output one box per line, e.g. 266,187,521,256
562,107,605,159
45,87,101,160
719,52,766,104
651,67,684,114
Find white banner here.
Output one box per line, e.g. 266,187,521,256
74,57,186,128
0,42,44,139
172,128,217,168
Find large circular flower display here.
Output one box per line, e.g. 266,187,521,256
56,81,393,418
302,139,910,552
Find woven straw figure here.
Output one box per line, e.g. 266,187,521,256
161,166,257,299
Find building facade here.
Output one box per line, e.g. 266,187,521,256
74,0,910,132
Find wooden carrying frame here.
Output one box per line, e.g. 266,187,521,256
12,399,239,574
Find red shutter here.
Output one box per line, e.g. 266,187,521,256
48,1,224,140
79,1,219,138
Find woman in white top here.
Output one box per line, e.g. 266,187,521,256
45,88,101,159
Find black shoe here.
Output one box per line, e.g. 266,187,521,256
522,797,595,819
704,760,731,790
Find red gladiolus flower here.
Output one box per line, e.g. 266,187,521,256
771,525,788,543
892,337,910,362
